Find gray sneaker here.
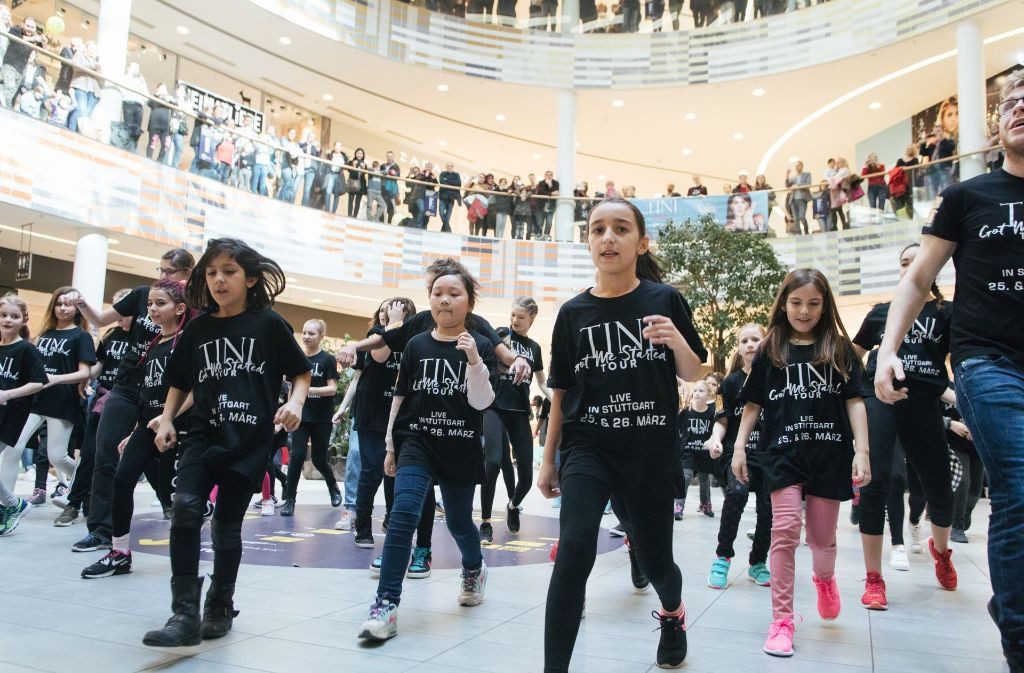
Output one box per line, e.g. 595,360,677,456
457,560,487,606
54,505,79,527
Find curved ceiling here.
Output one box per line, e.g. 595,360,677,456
62,0,1024,196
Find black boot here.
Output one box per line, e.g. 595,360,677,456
201,578,239,639
143,576,203,647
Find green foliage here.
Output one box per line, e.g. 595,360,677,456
657,216,788,373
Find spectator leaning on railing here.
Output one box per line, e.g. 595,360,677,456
785,160,812,235
1,16,46,108
438,162,463,233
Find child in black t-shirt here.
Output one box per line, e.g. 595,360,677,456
0,294,48,536
676,380,717,518
706,323,772,590
539,198,707,671
143,239,311,648
11,286,96,499
358,261,497,644
82,280,196,580
280,318,340,515
733,269,869,658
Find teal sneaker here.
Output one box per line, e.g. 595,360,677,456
707,556,731,589
357,598,398,641
748,562,771,587
407,547,432,579
0,499,32,537
369,554,383,578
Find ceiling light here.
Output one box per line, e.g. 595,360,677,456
684,112,696,120
108,238,120,245
752,88,765,96
575,141,581,147
597,174,606,181
681,148,693,156
788,156,799,163
438,140,447,147
176,25,189,35
437,84,449,92
278,36,292,45
611,99,624,108
495,114,506,121
287,277,298,283
311,298,323,304
532,153,542,160
868,101,882,110
322,93,333,101
733,132,744,140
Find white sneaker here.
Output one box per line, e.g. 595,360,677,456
150,499,162,508
260,499,274,516
909,523,923,554
357,599,398,641
335,510,353,531
890,544,910,571
458,560,487,606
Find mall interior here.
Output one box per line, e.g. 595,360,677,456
0,0,1021,670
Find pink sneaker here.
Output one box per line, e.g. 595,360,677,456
812,575,841,620
763,617,795,657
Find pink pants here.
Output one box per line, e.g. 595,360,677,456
770,483,841,619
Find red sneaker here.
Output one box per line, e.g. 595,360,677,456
861,572,888,610
928,537,957,591
812,575,841,620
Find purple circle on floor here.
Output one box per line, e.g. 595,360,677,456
129,505,624,569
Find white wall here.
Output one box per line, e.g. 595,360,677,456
855,118,911,173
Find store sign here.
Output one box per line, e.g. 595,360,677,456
181,81,264,133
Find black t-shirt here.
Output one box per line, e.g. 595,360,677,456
678,405,715,454
112,286,162,392
738,343,867,501
853,300,952,397
393,330,497,486
548,280,707,491
139,338,175,422
167,309,310,485
687,186,708,196
718,368,762,455
382,310,503,354
922,169,1024,366
94,327,132,390
0,339,48,445
31,326,97,421
302,350,338,423
492,330,543,413
354,327,402,434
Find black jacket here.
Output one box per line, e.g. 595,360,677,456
439,171,463,204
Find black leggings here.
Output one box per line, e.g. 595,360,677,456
908,460,927,524
169,459,253,583
285,421,337,499
716,465,772,564
87,390,142,540
481,409,534,520
544,450,681,672
860,394,954,536
885,441,908,545
953,447,983,530
112,424,176,538
68,409,100,509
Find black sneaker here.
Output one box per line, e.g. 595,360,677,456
72,533,112,553
330,489,342,508
281,498,295,517
354,529,375,548
849,503,860,525
506,503,521,533
479,522,493,545
81,550,132,578
382,513,390,532
653,608,687,669
609,523,626,537
627,540,650,593
950,528,969,544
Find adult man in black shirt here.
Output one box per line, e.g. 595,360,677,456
411,163,439,230
534,170,559,240
874,70,1024,671
686,175,708,197
438,162,463,233
1,16,46,108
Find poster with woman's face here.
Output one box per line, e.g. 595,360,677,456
911,65,1016,144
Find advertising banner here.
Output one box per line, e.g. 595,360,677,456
180,81,264,132
631,191,772,235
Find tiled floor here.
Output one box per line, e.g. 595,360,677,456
0,472,1007,673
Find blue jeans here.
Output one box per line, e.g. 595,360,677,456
954,355,1024,648
376,463,481,605
867,184,887,211
324,174,338,211
251,164,269,195
439,199,455,232
414,198,430,229
277,166,297,203
355,430,387,528
301,169,316,206
345,428,361,512
69,89,98,133
167,134,185,168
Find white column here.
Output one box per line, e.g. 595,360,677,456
88,0,134,143
554,90,577,242
561,0,580,32
956,20,986,181
72,229,109,312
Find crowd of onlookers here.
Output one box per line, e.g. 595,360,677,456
403,0,831,32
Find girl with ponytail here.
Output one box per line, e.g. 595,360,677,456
852,242,958,610
81,280,197,579
538,197,707,671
